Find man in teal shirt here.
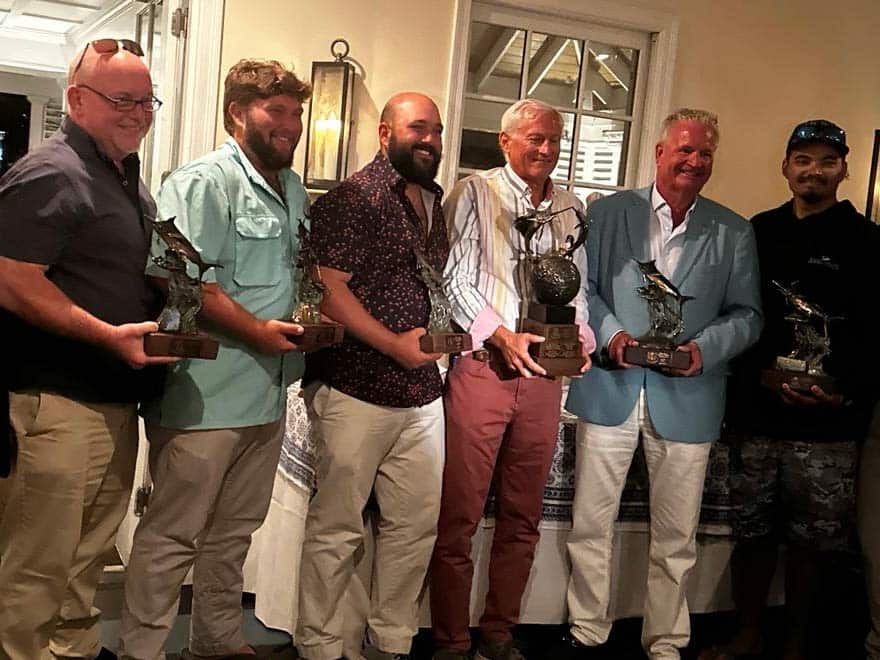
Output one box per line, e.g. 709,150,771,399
118,59,311,660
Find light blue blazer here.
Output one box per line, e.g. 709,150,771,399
566,187,762,443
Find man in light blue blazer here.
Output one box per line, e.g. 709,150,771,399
557,109,762,660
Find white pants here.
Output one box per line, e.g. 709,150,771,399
296,386,444,660
566,390,711,660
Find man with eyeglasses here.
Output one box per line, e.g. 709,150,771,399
699,120,880,660
0,40,174,660
117,59,311,660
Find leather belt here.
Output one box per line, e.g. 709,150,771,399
459,347,518,380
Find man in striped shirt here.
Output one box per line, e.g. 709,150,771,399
429,98,595,660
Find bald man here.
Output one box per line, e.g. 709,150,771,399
295,92,447,660
0,41,173,659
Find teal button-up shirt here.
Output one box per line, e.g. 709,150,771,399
143,138,307,430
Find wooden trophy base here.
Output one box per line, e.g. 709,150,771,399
290,323,345,351
521,315,585,377
624,342,690,370
420,332,473,354
761,368,836,394
144,332,219,359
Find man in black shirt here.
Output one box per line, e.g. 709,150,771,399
702,121,880,660
0,41,174,660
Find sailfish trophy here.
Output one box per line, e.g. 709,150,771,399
144,217,221,359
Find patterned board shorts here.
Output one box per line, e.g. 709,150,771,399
726,431,858,550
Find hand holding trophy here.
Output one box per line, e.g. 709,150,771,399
760,280,838,394
513,206,588,377
144,217,220,359
623,261,694,370
288,219,344,351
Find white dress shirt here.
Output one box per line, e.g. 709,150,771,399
649,184,697,279
443,164,596,353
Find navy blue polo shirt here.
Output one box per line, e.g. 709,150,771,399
0,117,163,403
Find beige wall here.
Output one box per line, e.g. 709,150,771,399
218,0,456,180
219,0,880,219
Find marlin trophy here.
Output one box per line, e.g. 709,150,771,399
760,280,839,393
624,259,694,370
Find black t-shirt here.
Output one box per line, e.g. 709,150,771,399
0,118,164,403
726,200,880,441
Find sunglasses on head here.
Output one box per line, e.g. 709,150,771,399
791,121,846,148
72,39,144,82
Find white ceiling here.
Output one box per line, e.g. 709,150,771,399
0,0,117,37
0,0,123,77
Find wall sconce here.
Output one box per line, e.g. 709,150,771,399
868,130,880,223
304,39,355,190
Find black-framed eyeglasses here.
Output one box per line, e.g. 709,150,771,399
76,83,163,113
72,39,145,82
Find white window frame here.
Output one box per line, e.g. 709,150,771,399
441,0,680,194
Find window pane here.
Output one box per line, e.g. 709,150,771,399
526,32,582,109
467,22,525,99
551,112,576,181
459,98,507,171
581,42,638,116
572,186,614,209
573,116,630,186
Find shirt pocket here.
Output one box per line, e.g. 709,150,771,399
233,215,285,286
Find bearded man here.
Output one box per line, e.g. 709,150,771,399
295,92,448,660
118,59,311,660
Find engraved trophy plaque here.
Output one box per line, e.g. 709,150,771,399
288,220,344,350
760,280,837,394
144,217,220,359
513,206,588,377
623,260,693,370
414,248,473,353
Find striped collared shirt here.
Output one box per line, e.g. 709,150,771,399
443,164,596,352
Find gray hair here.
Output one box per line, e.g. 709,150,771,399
659,108,719,146
500,98,563,136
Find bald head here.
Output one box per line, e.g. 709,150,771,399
65,43,154,163
68,43,150,87
380,92,439,128
379,91,443,188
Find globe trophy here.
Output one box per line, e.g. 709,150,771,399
144,217,220,359
288,220,344,350
623,260,693,370
760,280,837,394
414,248,473,353
513,206,588,377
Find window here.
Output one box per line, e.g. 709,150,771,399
456,3,652,206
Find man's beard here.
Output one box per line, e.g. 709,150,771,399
245,124,294,171
388,135,441,188
797,175,832,204
799,189,826,204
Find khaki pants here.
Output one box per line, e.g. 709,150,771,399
0,391,138,660
566,390,711,660
859,404,880,660
118,418,283,660
296,385,444,660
